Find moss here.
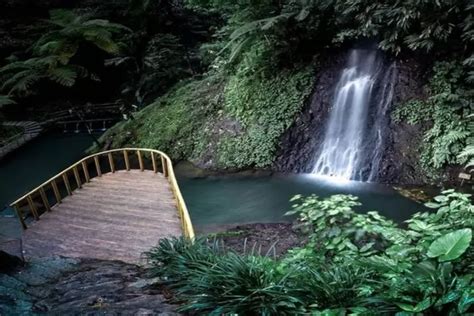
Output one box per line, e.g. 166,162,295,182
100,75,225,161
217,66,314,168
102,64,314,169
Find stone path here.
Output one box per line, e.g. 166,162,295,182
0,256,178,315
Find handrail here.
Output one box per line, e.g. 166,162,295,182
10,148,195,240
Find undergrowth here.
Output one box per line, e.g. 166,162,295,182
393,61,472,175
100,59,314,168
147,190,474,315
217,63,313,168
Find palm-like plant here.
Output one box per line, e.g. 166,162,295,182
0,9,130,98
458,114,474,168
33,9,130,60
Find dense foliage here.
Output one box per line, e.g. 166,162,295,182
187,0,474,71
99,0,474,173
1,0,472,175
393,61,473,175
100,62,313,167
0,9,130,99
148,190,474,314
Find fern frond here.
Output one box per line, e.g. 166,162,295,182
0,95,16,107
47,66,77,87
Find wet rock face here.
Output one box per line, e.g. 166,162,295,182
376,57,430,185
275,52,431,185
275,51,345,173
0,256,178,315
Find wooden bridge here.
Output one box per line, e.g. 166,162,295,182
10,148,194,264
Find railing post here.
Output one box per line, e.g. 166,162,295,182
137,150,144,171
39,187,51,212
123,150,130,171
94,156,102,177
82,161,90,182
73,166,82,189
161,155,168,177
13,203,27,229
62,173,72,196
151,151,158,173
27,195,39,220
51,180,62,204
108,153,115,173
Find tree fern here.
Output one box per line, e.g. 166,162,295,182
0,9,130,98
0,95,16,107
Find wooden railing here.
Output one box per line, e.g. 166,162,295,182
10,148,195,240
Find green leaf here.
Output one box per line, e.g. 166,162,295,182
427,228,472,261
433,195,449,203
425,202,441,208
395,298,432,312
0,95,16,107
458,289,474,313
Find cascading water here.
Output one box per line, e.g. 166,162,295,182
311,49,395,181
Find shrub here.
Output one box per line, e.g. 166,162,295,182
147,191,473,314
217,61,314,168
393,61,472,174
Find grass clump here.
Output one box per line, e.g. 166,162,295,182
147,190,474,315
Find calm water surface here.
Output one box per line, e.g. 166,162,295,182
179,174,424,230
0,133,424,236
0,132,98,211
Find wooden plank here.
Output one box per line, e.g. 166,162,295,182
123,150,130,171
51,180,62,204
137,150,144,171
27,195,39,220
108,153,115,173
82,161,90,182
13,203,27,229
73,166,82,189
39,187,51,212
62,173,72,196
94,156,102,177
151,152,157,173
21,170,183,264
161,156,168,177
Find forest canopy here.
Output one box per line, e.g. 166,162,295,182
0,0,473,178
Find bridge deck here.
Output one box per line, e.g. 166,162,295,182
21,170,182,264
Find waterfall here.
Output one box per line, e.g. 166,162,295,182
311,49,395,181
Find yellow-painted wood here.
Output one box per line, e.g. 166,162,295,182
73,166,82,189
27,195,39,220
108,153,115,173
151,152,157,173
63,174,72,196
82,161,90,182
137,150,144,171
9,148,195,240
51,180,62,204
39,187,51,212
94,156,102,177
123,150,130,171
161,156,168,177
14,204,27,229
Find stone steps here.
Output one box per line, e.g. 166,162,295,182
0,256,178,314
